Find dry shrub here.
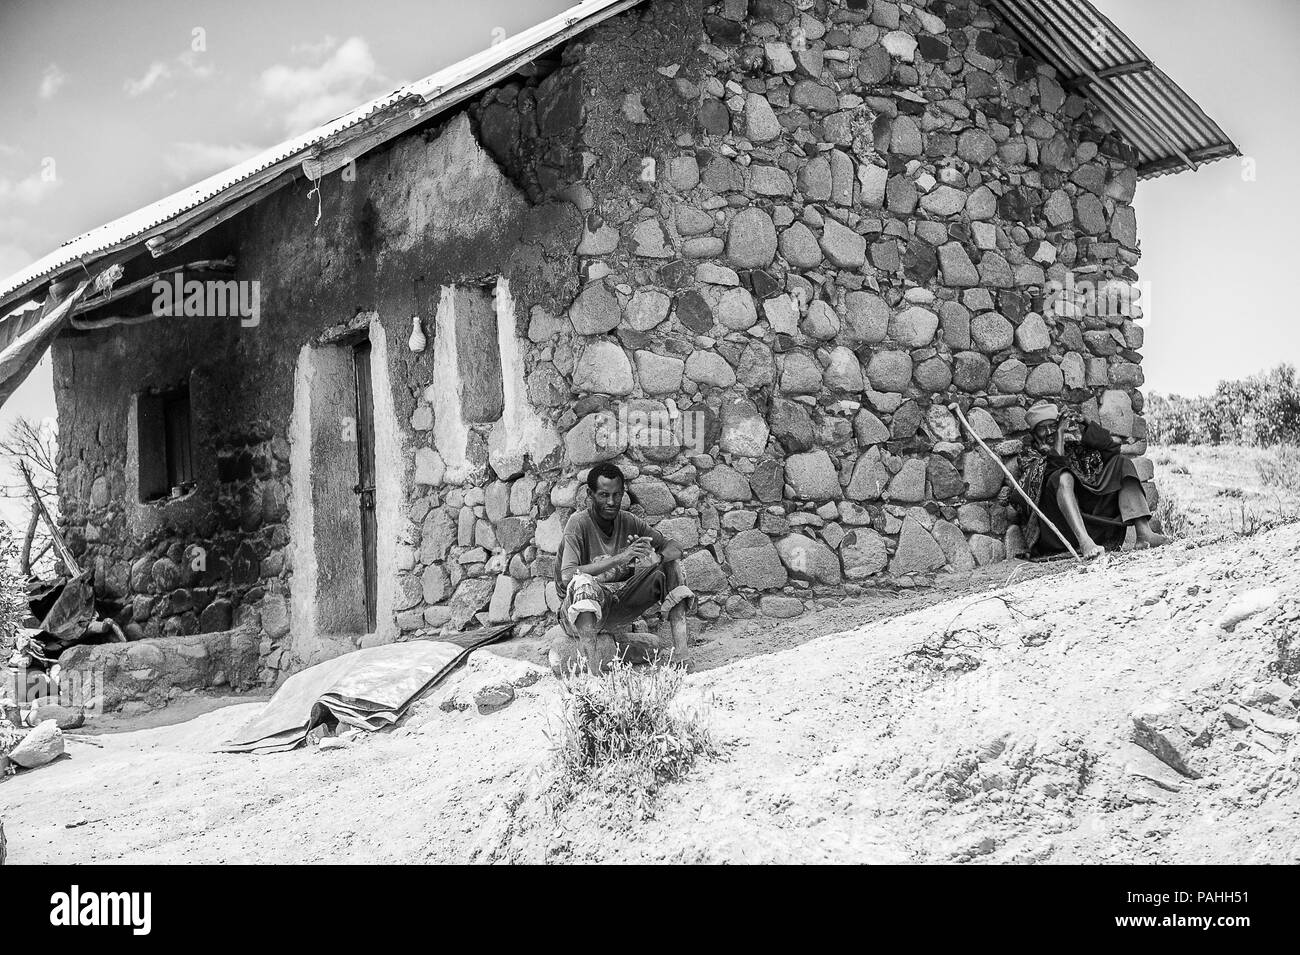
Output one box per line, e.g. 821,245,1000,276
1235,503,1264,538
548,660,716,819
1152,485,1190,539
1256,445,1300,493
0,720,19,758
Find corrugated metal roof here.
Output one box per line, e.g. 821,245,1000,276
0,0,643,312
988,0,1239,179
0,0,1236,316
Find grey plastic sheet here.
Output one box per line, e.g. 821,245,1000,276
219,640,465,754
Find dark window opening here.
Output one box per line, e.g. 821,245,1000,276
138,385,195,502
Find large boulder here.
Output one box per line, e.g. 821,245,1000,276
890,518,945,576
726,208,777,268
776,534,841,584
769,397,816,453
683,549,728,592
841,527,888,578
889,306,939,348
8,720,65,768
564,412,626,466
573,342,633,395
635,351,685,395
785,449,842,500
724,530,789,590
701,464,752,501
819,219,866,268
823,347,865,392
720,399,770,457
962,450,1005,500
779,352,824,394
568,281,621,334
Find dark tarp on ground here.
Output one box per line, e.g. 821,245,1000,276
220,626,512,754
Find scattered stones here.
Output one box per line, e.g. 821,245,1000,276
9,720,65,769
28,701,84,731
1218,588,1280,632
1130,701,1207,779
474,683,516,715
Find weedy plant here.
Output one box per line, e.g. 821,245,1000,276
547,659,717,820
1152,484,1190,539
1235,502,1264,538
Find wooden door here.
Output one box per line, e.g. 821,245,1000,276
352,340,378,633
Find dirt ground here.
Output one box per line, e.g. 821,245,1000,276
1151,443,1300,537
3,473,1297,862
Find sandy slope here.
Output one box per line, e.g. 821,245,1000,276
2,525,1297,864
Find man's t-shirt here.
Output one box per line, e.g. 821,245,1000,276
559,509,654,587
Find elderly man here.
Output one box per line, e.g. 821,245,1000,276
550,463,695,676
1002,401,1168,560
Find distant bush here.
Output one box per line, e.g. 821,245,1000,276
1257,445,1300,493
1147,364,1300,446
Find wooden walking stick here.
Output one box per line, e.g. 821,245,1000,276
947,402,1083,563
19,460,81,576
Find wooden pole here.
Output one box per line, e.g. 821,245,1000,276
20,504,38,575
18,461,80,577
947,403,1083,563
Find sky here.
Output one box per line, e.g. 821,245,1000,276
0,0,1293,452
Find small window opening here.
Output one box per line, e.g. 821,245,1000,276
138,384,195,502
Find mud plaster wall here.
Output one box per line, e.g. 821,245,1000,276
53,102,585,680
54,0,1158,679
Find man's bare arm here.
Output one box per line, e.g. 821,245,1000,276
647,527,683,563
572,539,652,581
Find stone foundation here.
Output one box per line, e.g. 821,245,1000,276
58,626,261,711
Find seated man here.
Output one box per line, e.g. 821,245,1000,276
550,462,695,676
1003,401,1168,560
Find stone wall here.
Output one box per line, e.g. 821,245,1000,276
54,0,1156,677
436,0,1152,627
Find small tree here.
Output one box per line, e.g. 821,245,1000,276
0,416,59,577
0,519,28,654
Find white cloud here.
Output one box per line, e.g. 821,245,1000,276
0,173,59,206
177,49,214,80
39,64,68,100
291,36,338,58
257,36,386,133
163,141,262,183
124,60,171,97
122,48,215,98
